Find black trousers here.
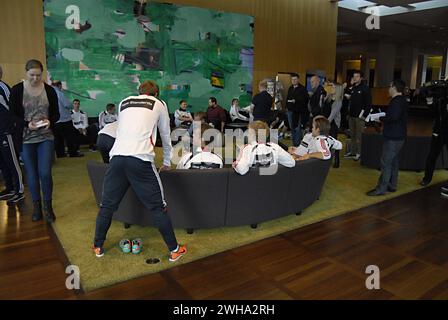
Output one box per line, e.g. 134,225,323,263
329,121,340,167
423,135,448,183
73,126,97,150
0,134,24,194
96,134,115,164
54,121,77,157
93,156,178,251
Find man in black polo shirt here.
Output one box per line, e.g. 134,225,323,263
286,73,309,147
345,70,372,161
251,79,273,124
367,79,408,196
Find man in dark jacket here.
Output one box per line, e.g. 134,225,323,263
286,73,309,146
367,79,408,196
345,71,372,161
251,79,273,124
0,65,25,202
420,87,448,188
308,75,326,119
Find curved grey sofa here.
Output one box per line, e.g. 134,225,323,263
86,158,331,231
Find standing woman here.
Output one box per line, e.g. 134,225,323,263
322,82,343,168
9,59,60,223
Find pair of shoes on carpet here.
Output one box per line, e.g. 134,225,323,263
92,243,187,261
120,238,142,254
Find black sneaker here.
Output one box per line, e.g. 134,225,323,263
7,193,25,205
441,190,448,199
441,186,448,193
69,152,84,157
387,186,397,193
0,190,15,201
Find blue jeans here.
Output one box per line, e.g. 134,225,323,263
21,140,54,201
287,110,302,147
94,156,178,251
376,139,405,193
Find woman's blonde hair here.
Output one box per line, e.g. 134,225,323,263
326,83,344,102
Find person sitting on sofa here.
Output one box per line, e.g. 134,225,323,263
187,111,207,138
174,100,193,128
229,98,250,123
232,120,295,175
71,99,96,152
98,103,118,129
288,115,342,161
177,123,223,169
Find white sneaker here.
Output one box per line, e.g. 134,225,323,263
343,153,355,159
354,154,361,161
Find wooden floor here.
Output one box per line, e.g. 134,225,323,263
1,180,448,300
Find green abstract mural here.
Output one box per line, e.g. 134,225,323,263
44,0,254,116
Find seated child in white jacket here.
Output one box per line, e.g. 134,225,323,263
233,120,295,175
289,115,342,161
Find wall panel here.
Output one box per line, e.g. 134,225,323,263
1,0,338,91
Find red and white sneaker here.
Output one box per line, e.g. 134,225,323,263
92,246,104,258
169,245,187,262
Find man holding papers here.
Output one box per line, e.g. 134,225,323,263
367,79,408,196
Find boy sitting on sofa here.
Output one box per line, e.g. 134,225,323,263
233,120,295,175
288,115,342,161
177,123,223,169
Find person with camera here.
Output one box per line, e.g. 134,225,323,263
420,82,448,198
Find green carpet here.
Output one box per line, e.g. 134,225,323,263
50,146,448,292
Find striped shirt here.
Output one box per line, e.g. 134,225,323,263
0,81,11,109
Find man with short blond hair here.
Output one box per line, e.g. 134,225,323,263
251,79,273,124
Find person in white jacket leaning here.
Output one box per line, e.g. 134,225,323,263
92,80,187,262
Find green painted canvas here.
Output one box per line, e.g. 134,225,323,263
44,0,254,116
